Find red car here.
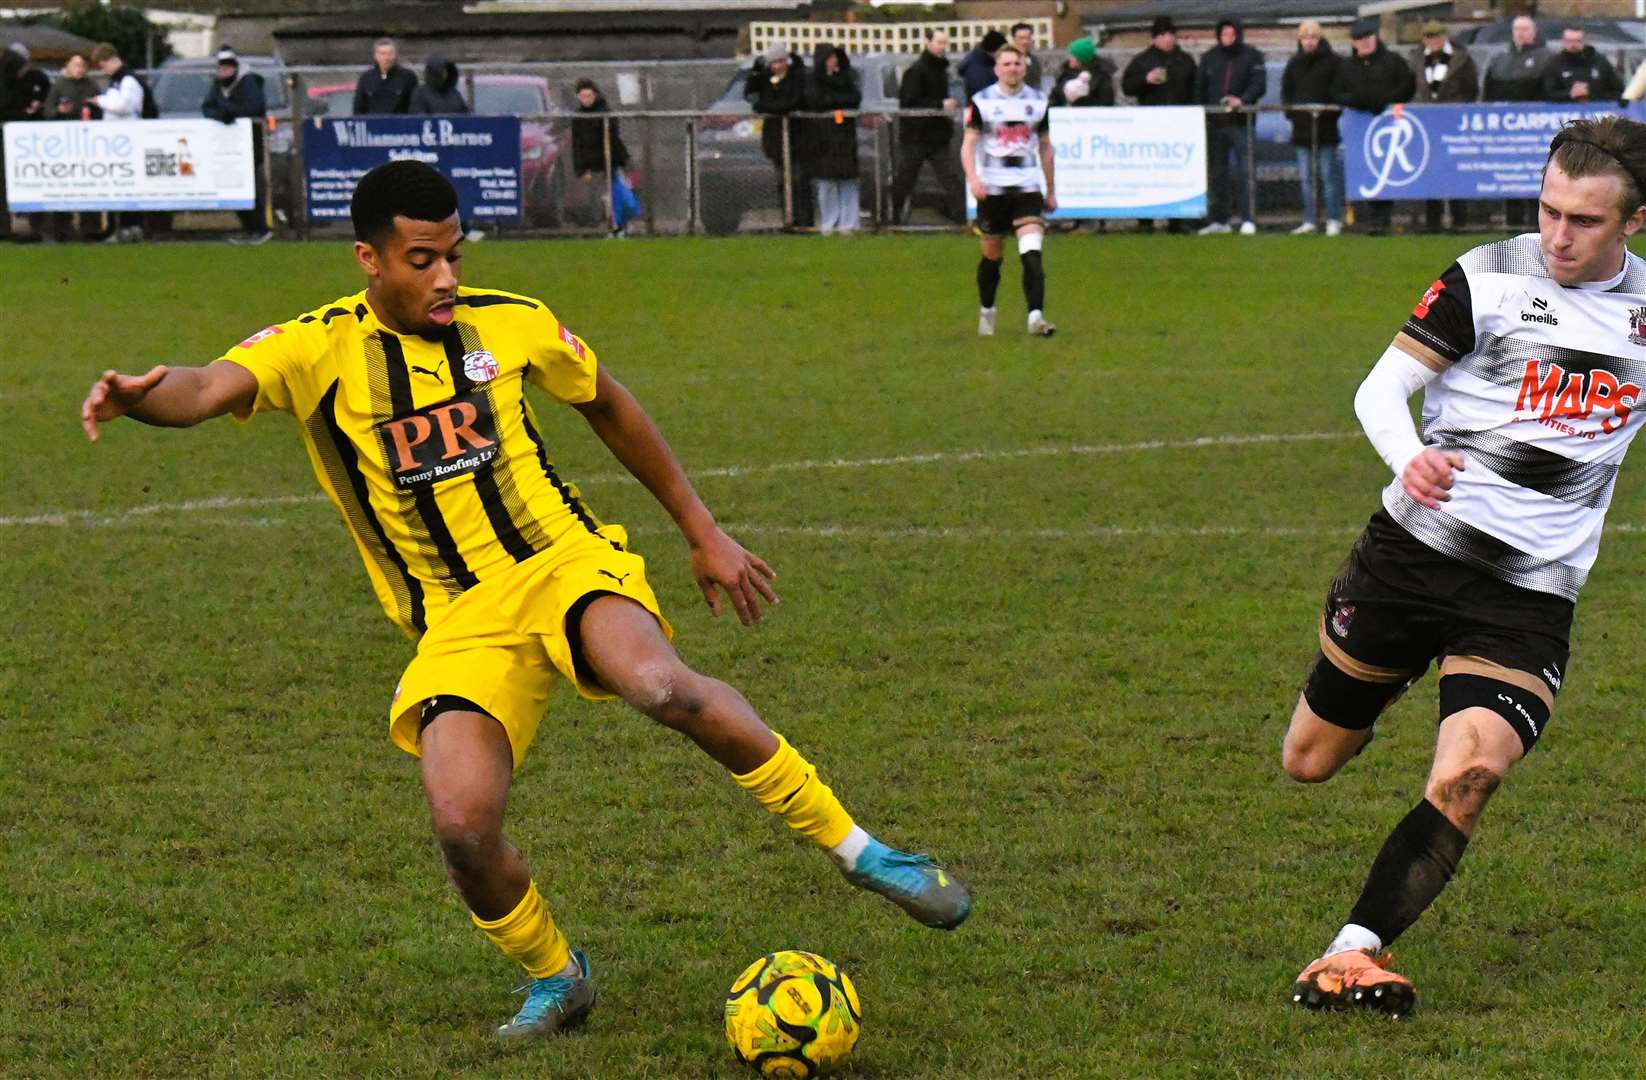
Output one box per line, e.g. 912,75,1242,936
307,75,570,225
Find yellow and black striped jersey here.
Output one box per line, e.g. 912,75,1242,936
223,286,614,637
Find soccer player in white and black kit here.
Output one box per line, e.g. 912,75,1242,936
1283,116,1646,1016
960,44,1057,337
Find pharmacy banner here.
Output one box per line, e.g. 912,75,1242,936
1341,102,1621,201
1,117,255,210
304,115,521,222
1046,105,1207,219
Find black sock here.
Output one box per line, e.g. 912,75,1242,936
1346,799,1469,947
1020,250,1045,312
977,255,1002,308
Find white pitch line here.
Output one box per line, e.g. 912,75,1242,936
732,523,1359,541
3,430,1355,529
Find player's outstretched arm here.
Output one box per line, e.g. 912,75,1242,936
80,360,259,442
572,366,777,625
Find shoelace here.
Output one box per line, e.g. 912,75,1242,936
507,973,577,1024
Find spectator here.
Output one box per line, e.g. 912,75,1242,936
90,42,155,244
1195,17,1265,236
746,42,812,228
0,44,46,242
959,29,1007,104
1049,36,1116,109
41,53,99,241
353,38,418,116
572,78,636,236
1335,17,1415,235
805,43,861,235
1121,16,1197,232
5,43,49,118
1483,16,1550,229
202,46,271,245
1542,26,1621,104
890,29,963,225
1281,20,1344,237
1121,17,1196,107
1010,22,1042,89
44,52,98,120
1409,21,1478,233
411,55,468,114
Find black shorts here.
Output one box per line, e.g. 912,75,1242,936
1302,509,1572,753
975,189,1045,237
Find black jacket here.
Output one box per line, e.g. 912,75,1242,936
1048,58,1115,108
1409,40,1479,104
746,53,807,164
1483,43,1551,102
804,44,860,181
571,88,629,175
1281,41,1340,146
354,63,418,115
897,48,954,145
1542,46,1621,103
201,68,267,123
1196,19,1265,125
1,54,51,121
1120,45,1196,106
1335,42,1415,115
411,56,468,114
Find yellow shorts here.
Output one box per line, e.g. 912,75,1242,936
388,524,673,769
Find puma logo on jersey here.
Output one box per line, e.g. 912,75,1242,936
410,360,445,384
1514,359,1639,434
596,569,630,586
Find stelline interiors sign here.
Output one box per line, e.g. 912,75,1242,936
1,118,255,210
304,116,522,223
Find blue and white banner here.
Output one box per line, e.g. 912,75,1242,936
1342,103,1621,201
1046,106,1206,219
304,116,522,222
1,118,255,211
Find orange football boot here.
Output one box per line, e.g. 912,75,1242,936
1291,948,1415,1017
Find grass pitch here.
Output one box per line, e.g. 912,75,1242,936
4,232,1646,1078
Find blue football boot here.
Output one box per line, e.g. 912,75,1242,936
843,840,972,930
496,949,596,1041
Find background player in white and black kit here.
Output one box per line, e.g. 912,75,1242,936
1281,116,1646,1016
960,45,1057,338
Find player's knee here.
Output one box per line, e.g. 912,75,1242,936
1427,763,1502,822
430,808,501,875
1281,740,1339,784
1017,230,1043,256
626,661,709,731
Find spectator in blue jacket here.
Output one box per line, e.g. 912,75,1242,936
959,30,1007,104
202,46,270,244
1195,16,1266,235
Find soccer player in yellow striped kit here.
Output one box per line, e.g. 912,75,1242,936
79,161,971,1039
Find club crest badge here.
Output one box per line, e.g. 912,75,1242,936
1628,307,1646,347
462,349,500,383
1330,604,1356,639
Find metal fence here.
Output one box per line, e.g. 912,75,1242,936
266,98,1357,238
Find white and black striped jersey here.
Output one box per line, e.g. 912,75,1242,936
1391,233,1646,600
965,82,1050,193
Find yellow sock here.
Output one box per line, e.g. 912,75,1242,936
733,734,855,850
471,881,570,979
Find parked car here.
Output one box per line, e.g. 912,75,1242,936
696,51,963,233
306,75,571,226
